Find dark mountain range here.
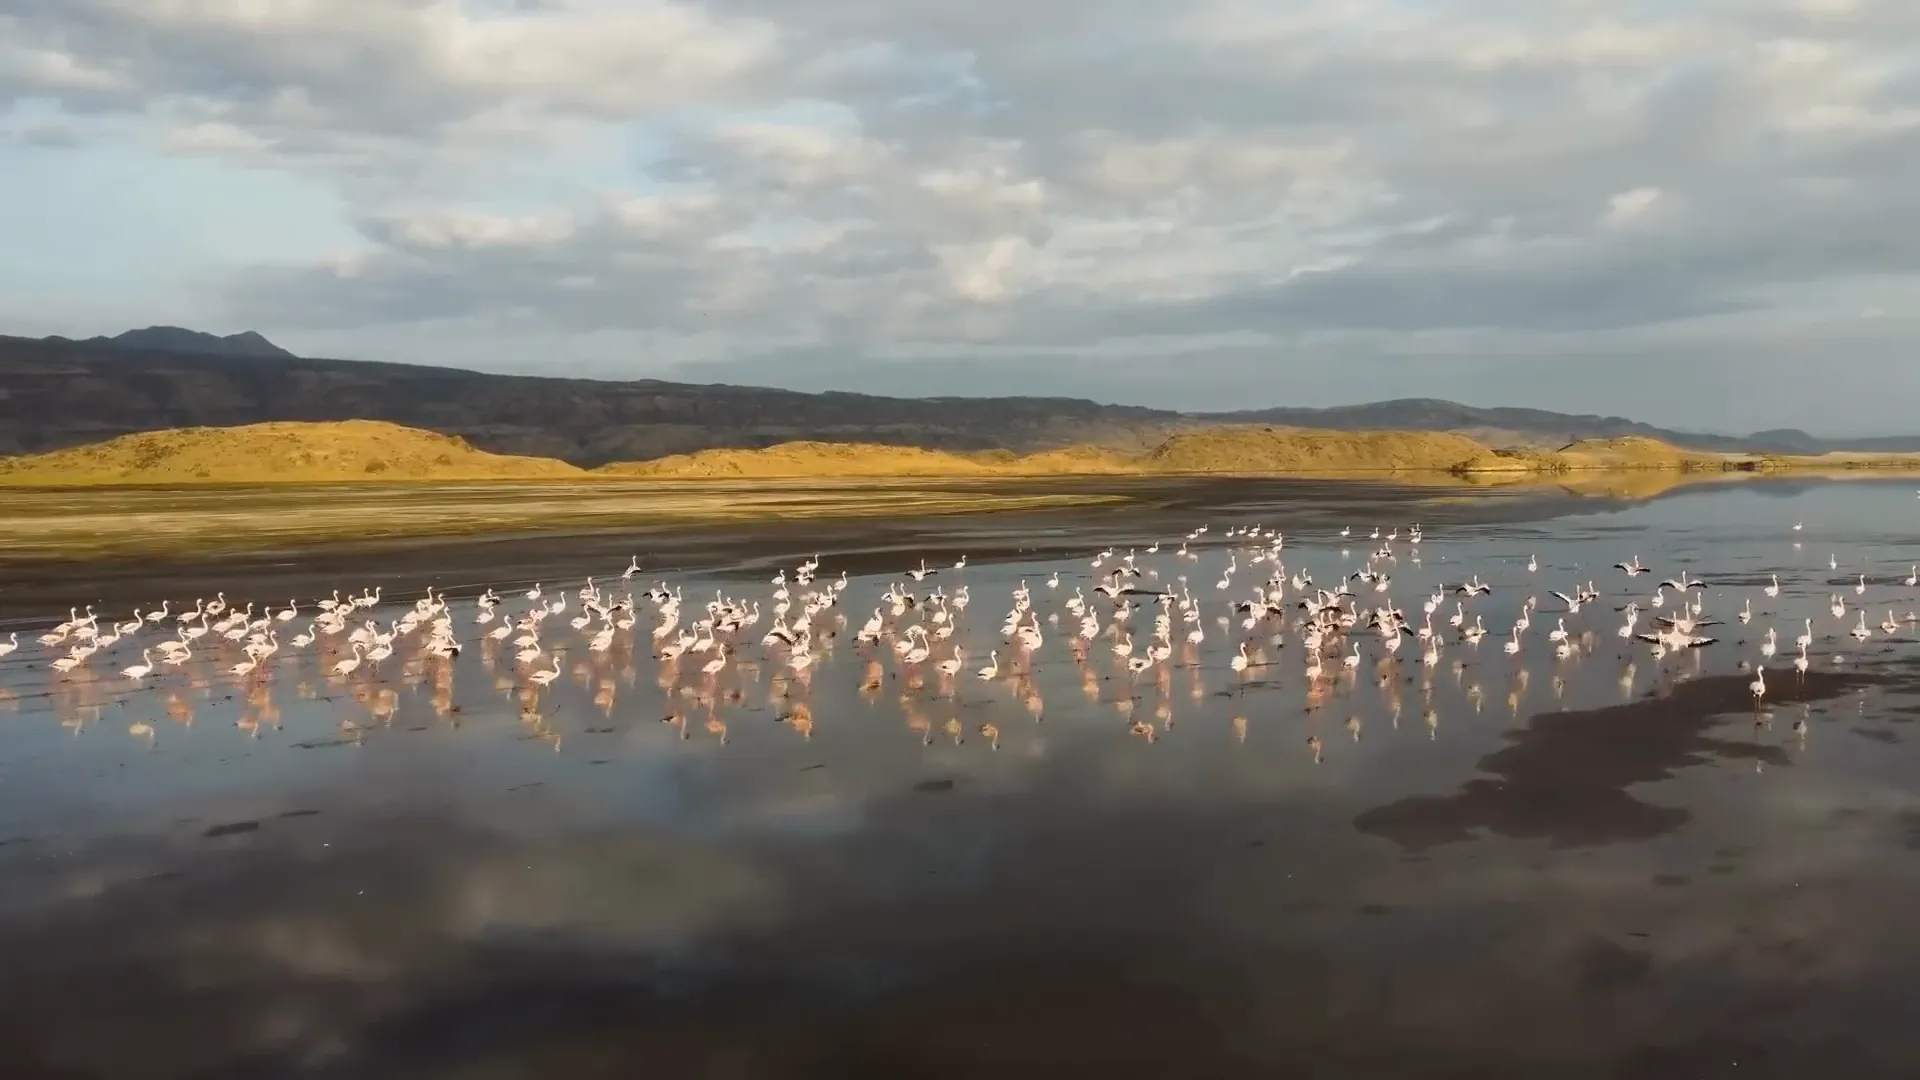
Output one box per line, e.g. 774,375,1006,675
44,326,297,360
0,333,1171,464
3,330,1913,464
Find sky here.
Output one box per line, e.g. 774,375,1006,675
2,0,1918,435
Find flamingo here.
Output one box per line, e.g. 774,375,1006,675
331,644,365,678
120,649,155,683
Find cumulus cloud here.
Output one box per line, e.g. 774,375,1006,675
4,0,1919,428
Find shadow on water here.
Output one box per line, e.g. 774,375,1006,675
1356,671,1874,851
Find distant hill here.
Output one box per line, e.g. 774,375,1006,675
0,419,582,484
1206,399,1855,455
14,419,1920,489
1146,426,1501,474
598,440,1138,479
3,330,1916,463
0,332,1174,464
45,325,297,360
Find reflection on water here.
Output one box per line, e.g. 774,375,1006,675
4,479,1920,1077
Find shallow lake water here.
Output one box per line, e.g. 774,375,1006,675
4,478,1920,1078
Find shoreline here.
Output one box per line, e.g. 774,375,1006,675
0,478,1133,562
0,475,1549,621
0,468,1910,623
8,461,1920,491
8,454,1920,490
5,467,1916,565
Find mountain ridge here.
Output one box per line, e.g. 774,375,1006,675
43,325,298,360
4,329,1914,463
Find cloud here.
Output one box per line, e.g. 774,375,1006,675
4,0,1920,429
1603,187,1664,226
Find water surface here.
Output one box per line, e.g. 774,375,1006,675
4,478,1920,1079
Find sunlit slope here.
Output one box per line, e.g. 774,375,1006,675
7,420,1919,486
1550,435,1707,470
0,420,584,484
594,440,1139,478
1145,426,1499,473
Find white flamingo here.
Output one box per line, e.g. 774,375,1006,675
976,650,1000,680
120,649,155,683
331,644,365,678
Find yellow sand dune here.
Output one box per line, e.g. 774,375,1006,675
7,420,1920,487
1550,435,1708,470
0,420,583,484
594,440,1138,478
1146,426,1495,474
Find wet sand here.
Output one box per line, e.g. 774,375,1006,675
5,477,1920,1078
0,469,1863,567
1,477,1597,623
0,477,1128,560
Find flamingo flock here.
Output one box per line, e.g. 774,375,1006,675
5,515,1915,751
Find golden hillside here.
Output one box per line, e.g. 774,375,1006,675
1550,435,1711,470
1446,446,1566,475
1146,426,1496,474
9,420,1920,488
595,440,1138,478
0,420,584,484
611,428,1548,479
